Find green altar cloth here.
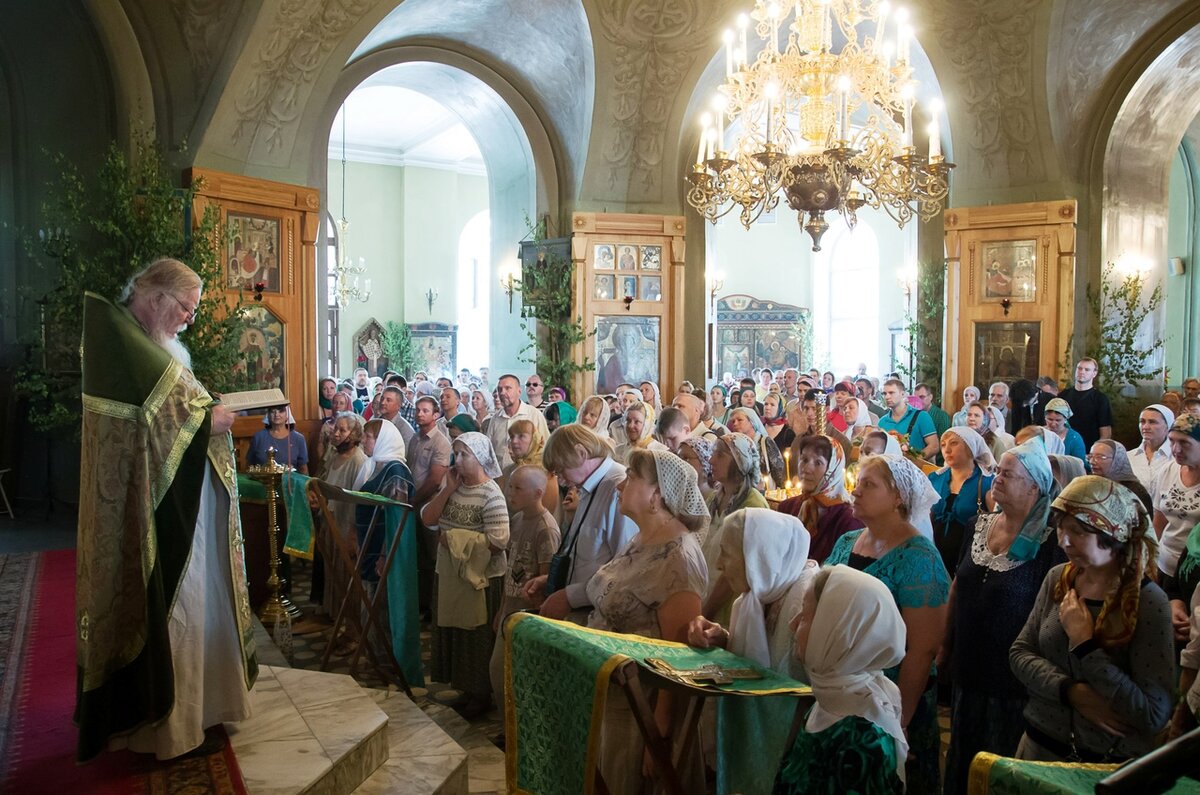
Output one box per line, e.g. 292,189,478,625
968,752,1200,794
504,613,811,795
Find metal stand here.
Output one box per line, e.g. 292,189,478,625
247,448,301,625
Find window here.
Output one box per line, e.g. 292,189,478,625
324,213,340,377
812,217,880,375
456,210,490,371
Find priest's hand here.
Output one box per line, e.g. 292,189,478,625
538,588,571,620
211,404,236,435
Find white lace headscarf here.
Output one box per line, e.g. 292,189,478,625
721,509,812,667
453,431,502,479
940,426,996,474
1038,426,1066,456
845,398,873,433
805,565,908,784
648,449,710,529
865,453,940,540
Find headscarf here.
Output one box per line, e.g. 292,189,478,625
625,401,657,448
805,565,908,783
1093,439,1135,482
864,430,903,457
794,437,848,531
869,454,940,539
1004,437,1059,561
579,395,610,439
846,398,873,434
762,394,788,426
1045,397,1073,420
453,431,502,479
1038,426,1065,456
1145,403,1176,429
679,437,715,481
262,404,297,427
371,419,406,464
1049,454,1087,491
722,509,812,666
1172,413,1200,442
551,401,578,425
648,448,710,529
1051,476,1155,649
940,426,996,473
722,432,761,480
414,380,438,398
640,381,663,413
448,413,480,435
986,405,1009,436
730,406,766,438
510,420,546,468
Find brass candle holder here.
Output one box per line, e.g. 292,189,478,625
246,448,301,626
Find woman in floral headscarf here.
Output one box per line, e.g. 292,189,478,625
727,406,786,488
777,434,861,563
702,433,769,622
1011,476,1174,763
677,437,716,500
824,454,949,792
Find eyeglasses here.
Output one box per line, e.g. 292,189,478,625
170,294,199,321
1085,453,1112,461
525,382,542,388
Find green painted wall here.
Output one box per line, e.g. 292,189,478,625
1165,143,1199,384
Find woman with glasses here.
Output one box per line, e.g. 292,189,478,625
1088,439,1152,512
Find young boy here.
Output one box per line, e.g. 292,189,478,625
655,406,690,453
489,465,560,742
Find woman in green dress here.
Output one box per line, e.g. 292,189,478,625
774,564,907,794
701,432,769,621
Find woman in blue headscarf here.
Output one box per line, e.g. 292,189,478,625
941,438,1066,794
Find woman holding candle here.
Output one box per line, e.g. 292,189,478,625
777,435,862,563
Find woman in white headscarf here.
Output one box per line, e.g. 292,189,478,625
966,400,1014,461
638,380,664,414
772,565,907,794
613,398,666,464
687,508,814,795
824,454,949,793
588,448,709,794
843,396,874,439
928,426,997,572
952,385,981,427
421,432,510,718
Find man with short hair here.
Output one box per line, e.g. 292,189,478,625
377,386,415,450
914,382,951,442
1058,358,1113,449
487,374,550,468
855,376,885,415
386,374,416,425
479,366,491,390
1036,375,1059,395
407,395,451,612
878,378,938,458
353,367,371,402
525,374,548,411
435,376,453,390
672,393,715,443
656,407,690,452
989,381,1012,432
781,368,801,402
1183,377,1200,399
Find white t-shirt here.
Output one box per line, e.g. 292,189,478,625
1129,439,1173,502
1152,461,1200,576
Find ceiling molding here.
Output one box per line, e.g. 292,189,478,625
327,143,487,176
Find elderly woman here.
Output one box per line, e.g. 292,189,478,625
687,508,813,795
589,448,709,794
777,435,861,563
678,436,716,499
928,427,996,573
727,407,786,489
1154,414,1200,643
248,403,308,473
702,433,770,620
576,395,612,444
614,399,667,464
824,454,949,792
1043,397,1088,463
1089,439,1152,512
942,438,1065,794
447,413,480,440
318,389,356,461
1010,477,1174,763
966,400,1014,461
952,385,982,427
773,565,908,795
421,432,510,718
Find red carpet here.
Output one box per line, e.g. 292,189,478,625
2,548,248,794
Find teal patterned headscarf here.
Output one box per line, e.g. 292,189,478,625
1170,415,1200,596
1005,437,1061,561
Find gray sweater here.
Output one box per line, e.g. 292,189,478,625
1009,563,1175,758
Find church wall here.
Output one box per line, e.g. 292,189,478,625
1166,143,1199,382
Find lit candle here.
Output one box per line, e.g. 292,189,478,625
765,81,779,147
737,13,749,68
898,23,911,63
838,75,851,142
784,448,791,482
713,95,726,152
723,29,734,77
927,98,942,158
707,128,717,161
902,85,914,149
873,0,891,53
698,112,712,165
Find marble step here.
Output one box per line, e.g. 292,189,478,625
351,689,470,794
227,665,390,795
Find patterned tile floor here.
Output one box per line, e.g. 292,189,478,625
276,560,506,794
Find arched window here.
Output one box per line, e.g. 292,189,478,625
812,217,880,375
456,210,490,372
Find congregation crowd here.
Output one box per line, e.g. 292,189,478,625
272,359,1200,794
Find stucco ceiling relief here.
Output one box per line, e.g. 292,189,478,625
929,0,1044,184
169,0,237,88
233,0,379,155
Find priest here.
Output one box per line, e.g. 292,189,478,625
75,257,257,761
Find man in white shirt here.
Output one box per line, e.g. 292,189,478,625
485,373,550,469
522,425,637,624
1129,403,1175,500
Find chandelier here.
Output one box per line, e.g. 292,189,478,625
686,0,953,251
334,107,371,308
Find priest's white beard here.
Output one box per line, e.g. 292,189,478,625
154,327,193,370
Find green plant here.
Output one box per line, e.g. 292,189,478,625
516,219,595,388
17,134,255,432
1063,262,1165,401
794,310,815,372
381,320,421,378
896,259,946,392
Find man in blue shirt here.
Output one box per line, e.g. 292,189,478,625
877,378,938,459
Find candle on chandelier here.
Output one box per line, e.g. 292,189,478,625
723,29,735,78
838,75,851,142
697,112,712,165
765,81,779,146
898,23,912,63
768,2,781,53
927,99,943,159
713,96,727,152
737,13,749,68
707,127,718,161
873,0,891,53
901,85,914,149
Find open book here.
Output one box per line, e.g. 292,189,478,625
218,388,288,413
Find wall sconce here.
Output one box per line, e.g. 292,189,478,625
707,271,725,310
897,263,918,302
425,288,439,314
499,263,522,314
